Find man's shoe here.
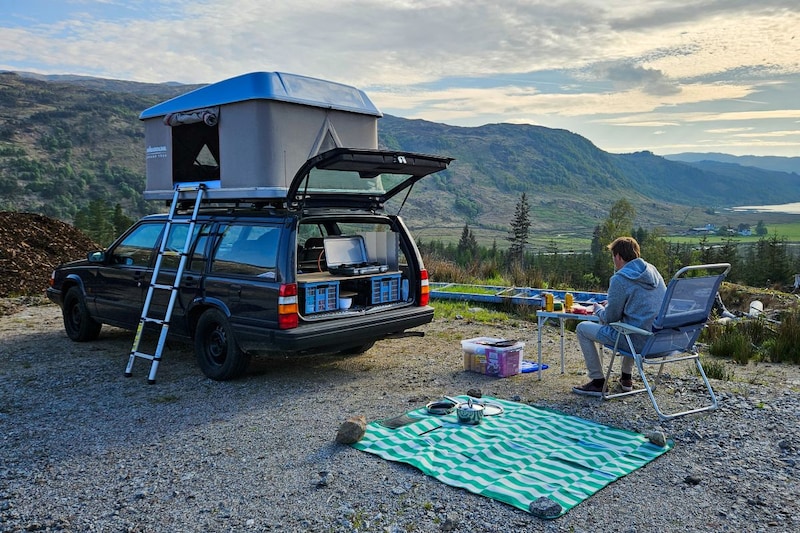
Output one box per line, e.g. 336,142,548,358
572,380,605,397
619,378,633,392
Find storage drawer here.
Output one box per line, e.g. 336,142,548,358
301,282,339,314
370,274,401,304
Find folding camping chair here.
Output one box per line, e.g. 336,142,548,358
602,263,731,421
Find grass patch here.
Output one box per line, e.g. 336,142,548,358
699,356,734,381
433,284,502,295
432,300,514,324
665,222,800,245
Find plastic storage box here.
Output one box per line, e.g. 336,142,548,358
370,274,401,304
301,282,339,314
461,337,524,378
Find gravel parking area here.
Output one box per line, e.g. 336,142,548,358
1,298,799,532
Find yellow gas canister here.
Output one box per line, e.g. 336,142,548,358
545,293,554,312
565,293,574,311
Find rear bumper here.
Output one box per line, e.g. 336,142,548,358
235,305,434,353
46,287,63,307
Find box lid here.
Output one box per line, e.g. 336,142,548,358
323,236,368,268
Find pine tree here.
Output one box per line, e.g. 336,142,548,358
113,203,134,236
507,192,531,267
457,223,479,263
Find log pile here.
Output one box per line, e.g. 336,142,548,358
0,212,99,297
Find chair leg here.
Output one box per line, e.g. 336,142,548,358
644,357,719,421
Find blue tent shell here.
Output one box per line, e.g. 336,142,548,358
139,71,382,120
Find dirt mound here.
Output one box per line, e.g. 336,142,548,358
0,212,99,297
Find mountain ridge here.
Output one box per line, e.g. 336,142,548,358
1,71,798,248
665,152,800,175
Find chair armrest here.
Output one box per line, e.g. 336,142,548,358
609,322,652,336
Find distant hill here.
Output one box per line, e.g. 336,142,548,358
1,71,799,248
9,70,203,97
665,152,800,175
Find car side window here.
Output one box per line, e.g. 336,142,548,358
211,224,279,278
112,223,165,267
160,223,209,271
188,224,213,272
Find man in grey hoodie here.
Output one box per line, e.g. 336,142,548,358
572,236,666,396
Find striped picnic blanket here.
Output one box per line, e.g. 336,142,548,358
351,397,672,518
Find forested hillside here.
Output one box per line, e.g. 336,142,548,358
1,71,799,248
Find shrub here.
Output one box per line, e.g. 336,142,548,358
764,309,800,364
738,317,773,346
707,322,755,364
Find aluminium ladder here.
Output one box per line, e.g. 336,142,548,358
124,184,205,383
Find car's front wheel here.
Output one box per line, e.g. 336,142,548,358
194,309,250,381
63,287,102,341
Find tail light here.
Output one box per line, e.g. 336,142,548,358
419,269,430,306
278,283,298,329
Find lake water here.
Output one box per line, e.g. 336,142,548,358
730,202,800,214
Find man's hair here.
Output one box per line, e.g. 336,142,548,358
607,236,640,262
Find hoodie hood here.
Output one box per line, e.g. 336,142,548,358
616,258,662,290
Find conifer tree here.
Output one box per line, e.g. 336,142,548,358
457,223,478,263
507,192,531,267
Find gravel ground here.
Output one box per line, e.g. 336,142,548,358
1,298,799,532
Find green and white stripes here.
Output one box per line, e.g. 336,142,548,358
352,397,672,518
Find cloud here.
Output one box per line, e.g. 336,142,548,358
591,61,681,96
2,0,800,156
705,127,755,133
1,0,798,97
733,130,800,138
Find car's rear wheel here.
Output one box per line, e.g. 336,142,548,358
194,309,250,380
63,287,101,341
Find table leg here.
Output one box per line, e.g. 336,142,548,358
537,315,545,380
559,318,566,374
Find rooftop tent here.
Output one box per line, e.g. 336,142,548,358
139,71,382,201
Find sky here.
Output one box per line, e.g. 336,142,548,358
1,0,799,157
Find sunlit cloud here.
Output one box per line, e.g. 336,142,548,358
706,127,755,133
2,0,800,155
733,130,800,138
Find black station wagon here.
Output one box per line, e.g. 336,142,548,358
47,148,452,381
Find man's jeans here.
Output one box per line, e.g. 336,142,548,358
576,321,633,379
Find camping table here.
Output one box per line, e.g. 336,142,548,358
536,311,600,380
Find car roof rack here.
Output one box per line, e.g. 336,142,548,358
168,197,286,214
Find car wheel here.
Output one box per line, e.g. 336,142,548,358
339,341,375,355
62,287,102,341
194,309,249,381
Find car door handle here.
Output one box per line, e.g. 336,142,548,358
183,275,197,288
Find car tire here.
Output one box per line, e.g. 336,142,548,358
62,287,102,341
339,341,375,355
194,309,250,381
